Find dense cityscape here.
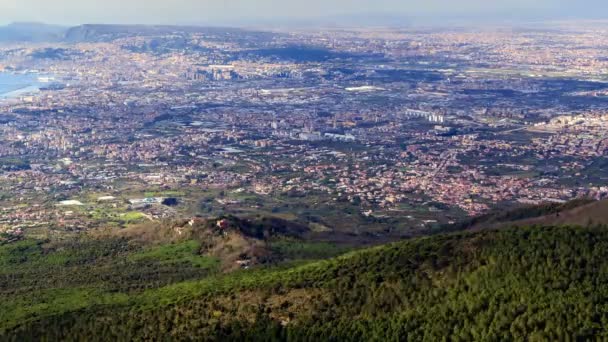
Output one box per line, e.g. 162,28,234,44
0,23,607,241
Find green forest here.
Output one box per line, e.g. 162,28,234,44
3,224,608,340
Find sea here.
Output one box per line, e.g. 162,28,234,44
0,72,43,99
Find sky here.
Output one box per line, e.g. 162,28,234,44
0,0,606,26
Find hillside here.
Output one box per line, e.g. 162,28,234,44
454,199,608,231
0,22,66,42
114,215,321,270
507,199,608,227
0,23,271,44
3,224,608,340
63,24,265,43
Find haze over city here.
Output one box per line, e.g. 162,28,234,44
0,0,607,25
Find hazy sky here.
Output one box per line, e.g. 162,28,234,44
0,0,605,26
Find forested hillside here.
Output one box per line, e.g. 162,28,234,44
448,198,599,231
4,224,608,340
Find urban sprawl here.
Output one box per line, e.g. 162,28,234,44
1,23,608,240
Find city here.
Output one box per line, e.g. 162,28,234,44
0,23,607,241
1,8,608,339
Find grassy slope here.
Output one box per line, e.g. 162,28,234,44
0,238,220,332
4,225,608,340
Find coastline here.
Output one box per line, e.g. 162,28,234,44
0,72,43,99
0,85,41,99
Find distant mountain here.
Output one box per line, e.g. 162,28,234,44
0,22,67,43
0,23,268,44
64,24,178,42
63,24,253,43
